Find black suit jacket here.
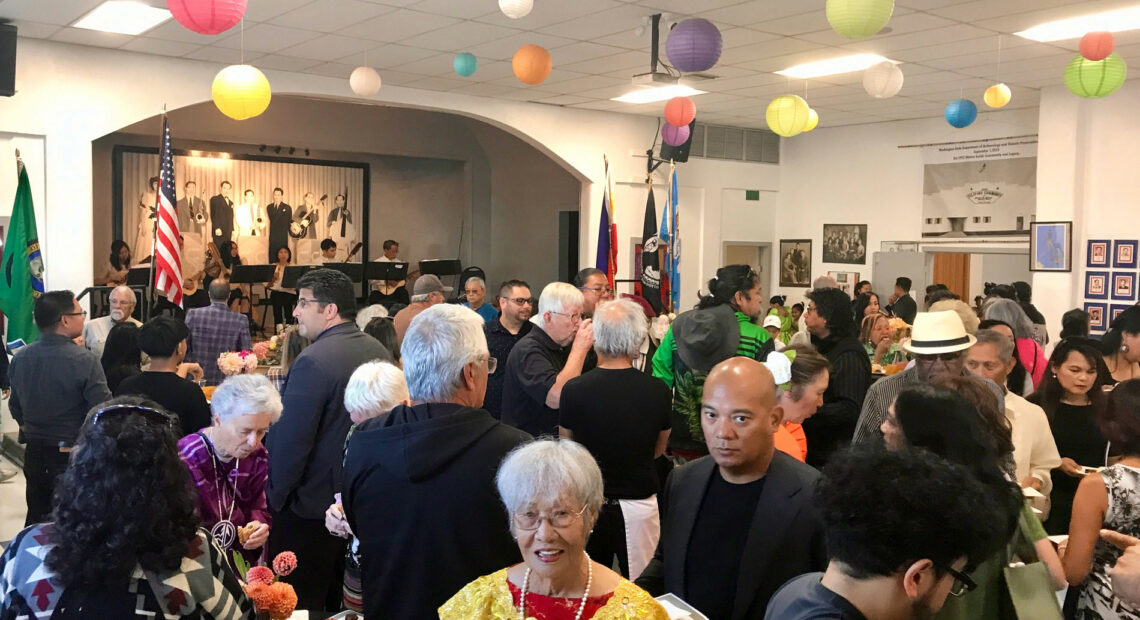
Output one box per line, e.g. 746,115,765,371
888,294,917,325
265,321,393,519
209,194,233,242
635,453,827,620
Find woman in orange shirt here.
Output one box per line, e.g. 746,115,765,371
767,345,831,462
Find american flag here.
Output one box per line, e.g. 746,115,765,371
153,116,183,307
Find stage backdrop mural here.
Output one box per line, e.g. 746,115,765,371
921,137,1037,238
115,148,367,274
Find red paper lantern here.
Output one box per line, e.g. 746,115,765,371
167,0,248,35
1080,32,1115,61
664,97,696,127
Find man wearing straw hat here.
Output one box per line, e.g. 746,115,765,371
852,310,1004,445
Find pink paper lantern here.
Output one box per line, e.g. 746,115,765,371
662,123,690,147
664,97,696,127
167,0,248,35
1080,31,1115,61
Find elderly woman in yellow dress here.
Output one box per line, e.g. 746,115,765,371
440,439,667,619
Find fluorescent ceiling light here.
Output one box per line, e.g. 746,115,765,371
776,53,895,79
73,1,172,35
612,84,706,104
1015,5,1140,42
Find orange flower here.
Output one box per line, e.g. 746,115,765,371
264,582,298,620
244,582,273,609
272,551,297,576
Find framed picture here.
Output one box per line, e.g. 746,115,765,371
1029,221,1072,272
828,271,860,296
1113,304,1133,325
779,239,812,288
1113,272,1137,301
1086,302,1108,333
1086,271,1110,300
821,224,867,265
1088,239,1111,267
1115,240,1139,268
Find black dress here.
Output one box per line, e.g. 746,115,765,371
1045,402,1108,535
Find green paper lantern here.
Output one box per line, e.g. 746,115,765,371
766,95,810,137
1065,53,1127,98
826,0,894,39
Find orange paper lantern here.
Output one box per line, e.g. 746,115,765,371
664,97,696,126
512,44,552,85
1080,31,1115,61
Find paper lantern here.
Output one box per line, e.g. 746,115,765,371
826,0,894,39
1080,32,1115,61
1065,53,1127,98
944,99,977,129
983,83,1011,108
499,0,533,19
453,53,477,77
212,64,271,121
662,123,690,147
803,108,820,132
349,66,381,96
665,19,723,73
862,61,903,98
664,97,696,127
167,0,247,35
512,44,552,85
765,95,811,137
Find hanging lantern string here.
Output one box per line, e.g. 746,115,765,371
996,34,1003,82
240,18,245,65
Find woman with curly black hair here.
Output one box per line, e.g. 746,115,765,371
0,396,254,619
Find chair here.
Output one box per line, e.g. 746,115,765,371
454,266,486,302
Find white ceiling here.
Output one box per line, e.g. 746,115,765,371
2,0,1137,129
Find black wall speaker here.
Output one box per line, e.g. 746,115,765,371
659,118,695,163
0,24,15,98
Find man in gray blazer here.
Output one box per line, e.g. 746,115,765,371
636,357,827,620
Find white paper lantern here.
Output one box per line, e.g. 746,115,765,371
349,66,382,96
862,61,904,98
499,0,533,19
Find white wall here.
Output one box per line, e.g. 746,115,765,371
972,252,1031,301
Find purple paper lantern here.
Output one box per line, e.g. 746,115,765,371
666,18,722,73
662,123,690,147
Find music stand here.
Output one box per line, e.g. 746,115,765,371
282,265,314,289
125,268,151,286
230,264,277,285
324,262,364,282
366,261,408,282
418,259,462,277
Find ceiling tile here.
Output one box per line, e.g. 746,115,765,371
399,21,521,52
339,9,462,42
475,0,628,30
184,46,263,64
389,52,455,75
252,54,326,72
449,82,520,97
404,75,471,90
752,11,831,36
562,50,648,75
533,93,595,106
0,0,105,26
699,3,812,27
550,41,628,65
213,23,323,53
717,36,816,65
410,0,498,20
284,34,379,62
244,0,320,22
638,0,755,14
840,24,997,54
142,20,227,46
302,61,359,78
465,31,576,62
48,27,130,49
270,0,398,32
120,36,202,57
336,43,427,68
537,5,658,40
6,20,62,39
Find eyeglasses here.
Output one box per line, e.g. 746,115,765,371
936,563,977,597
295,297,330,309
487,357,498,374
503,297,532,306
89,403,176,429
551,311,582,323
578,285,613,295
513,505,589,531
63,310,87,318
917,352,962,362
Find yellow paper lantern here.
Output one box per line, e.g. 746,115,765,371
826,0,895,39
983,83,1011,108
212,64,271,120
512,44,552,85
803,108,820,132
766,95,811,137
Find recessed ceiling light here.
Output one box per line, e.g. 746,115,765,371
612,84,706,104
73,1,171,36
775,53,896,79
1015,5,1140,42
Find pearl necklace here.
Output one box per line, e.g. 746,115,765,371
519,552,593,620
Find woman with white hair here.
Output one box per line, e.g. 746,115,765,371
558,298,670,581
440,439,668,619
985,298,1047,390
177,373,283,568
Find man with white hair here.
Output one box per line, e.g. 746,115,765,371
82,285,141,358
342,304,530,620
464,276,497,323
501,282,594,436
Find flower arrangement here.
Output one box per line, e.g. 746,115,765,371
649,312,677,346
218,350,259,376
236,552,299,620
887,317,911,343
251,335,281,366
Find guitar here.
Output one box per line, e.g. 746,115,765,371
289,194,326,239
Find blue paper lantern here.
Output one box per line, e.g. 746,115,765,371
454,53,477,77
944,99,977,128
665,18,722,73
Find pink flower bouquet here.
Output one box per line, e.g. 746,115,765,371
217,350,258,376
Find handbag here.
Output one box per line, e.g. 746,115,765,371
1002,510,1063,620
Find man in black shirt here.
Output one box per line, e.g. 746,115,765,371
886,276,917,325
636,357,826,619
483,279,532,419
116,316,211,435
765,449,1015,620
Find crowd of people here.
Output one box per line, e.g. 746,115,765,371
4,261,1140,620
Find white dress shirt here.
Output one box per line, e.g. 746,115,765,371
1005,390,1062,495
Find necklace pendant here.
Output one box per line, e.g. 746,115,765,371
211,519,237,549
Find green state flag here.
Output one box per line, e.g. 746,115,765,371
0,158,44,344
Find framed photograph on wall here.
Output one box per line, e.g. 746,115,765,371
1088,239,1111,268
1113,304,1133,325
821,224,867,265
1113,272,1137,301
828,271,860,297
1029,221,1072,272
1086,271,1109,300
1086,302,1108,333
779,239,812,288
1114,240,1139,268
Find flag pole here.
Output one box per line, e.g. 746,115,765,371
147,107,166,318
